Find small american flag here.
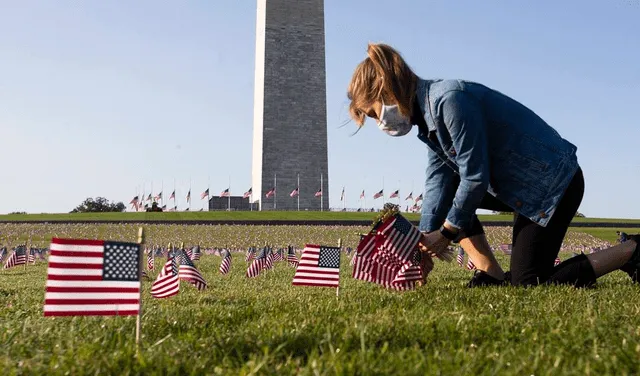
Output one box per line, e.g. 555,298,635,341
272,249,284,262
176,250,207,290
220,188,230,197
405,192,413,201
245,247,256,262
147,249,154,271
290,188,299,197
376,214,422,269
265,188,275,198
201,188,209,199
243,188,252,199
246,247,269,278
287,246,298,267
415,194,423,202
169,190,175,200
219,249,231,275
389,190,399,199
265,247,274,269
292,245,341,288
373,190,383,199
191,245,201,261
3,246,26,269
466,258,476,270
44,238,141,317
314,189,322,197
360,190,365,199
0,247,7,263
456,252,464,267
28,248,36,264
151,257,179,298
554,257,561,266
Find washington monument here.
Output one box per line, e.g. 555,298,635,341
251,0,329,211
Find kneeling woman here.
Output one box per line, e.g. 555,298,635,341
346,43,639,287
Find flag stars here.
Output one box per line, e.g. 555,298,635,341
103,242,140,281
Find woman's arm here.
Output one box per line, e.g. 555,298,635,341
438,90,490,231
419,146,458,233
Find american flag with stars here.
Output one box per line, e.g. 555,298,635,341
219,249,231,275
287,246,298,267
292,244,341,288
246,247,269,278
175,249,207,290
151,256,179,298
43,238,141,317
3,245,27,269
147,248,154,271
376,214,422,271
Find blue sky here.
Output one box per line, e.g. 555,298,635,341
1,0,638,218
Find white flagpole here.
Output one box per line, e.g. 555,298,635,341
161,180,164,208
189,177,192,212
274,173,277,210
382,177,385,207
398,179,401,208
228,175,231,211
173,178,176,210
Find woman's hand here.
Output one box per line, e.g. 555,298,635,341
418,230,451,258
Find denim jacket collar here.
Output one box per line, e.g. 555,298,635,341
415,78,437,132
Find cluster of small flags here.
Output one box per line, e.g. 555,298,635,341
351,214,429,291
2,245,47,269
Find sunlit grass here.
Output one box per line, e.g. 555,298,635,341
2,250,639,375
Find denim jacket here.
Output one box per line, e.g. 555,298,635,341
415,78,579,232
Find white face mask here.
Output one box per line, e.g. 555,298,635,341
377,104,413,137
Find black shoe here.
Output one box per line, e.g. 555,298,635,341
467,270,508,288
620,235,640,283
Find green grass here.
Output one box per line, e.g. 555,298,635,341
2,253,639,375
1,211,639,224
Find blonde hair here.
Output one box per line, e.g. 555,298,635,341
347,43,418,126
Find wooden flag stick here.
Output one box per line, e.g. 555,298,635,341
136,227,145,354
337,238,342,298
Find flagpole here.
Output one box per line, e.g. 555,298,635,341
189,178,192,212
297,173,300,212
343,187,346,211
336,238,342,298
382,177,385,208
274,173,277,210
228,175,231,211
173,178,176,210
398,179,401,208
161,180,164,208
136,227,145,354
207,176,210,211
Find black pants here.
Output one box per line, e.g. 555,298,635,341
459,167,597,287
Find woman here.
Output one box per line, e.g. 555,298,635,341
347,43,639,287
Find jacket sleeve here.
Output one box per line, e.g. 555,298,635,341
418,145,458,233
439,90,490,230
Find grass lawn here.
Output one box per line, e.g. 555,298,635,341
1,211,639,225
1,252,639,375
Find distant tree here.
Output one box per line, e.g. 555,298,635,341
71,197,126,213
9,211,27,215
493,211,512,216
574,212,586,218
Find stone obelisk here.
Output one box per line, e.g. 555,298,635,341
252,0,329,211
